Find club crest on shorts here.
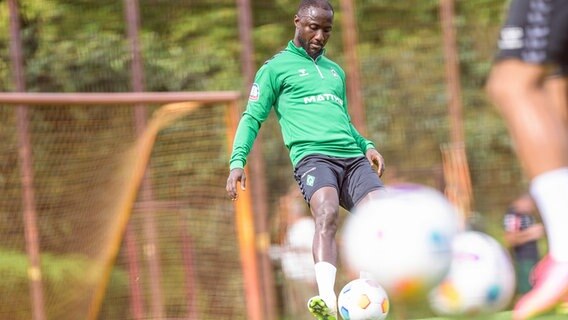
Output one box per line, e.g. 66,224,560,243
306,175,315,187
249,83,260,101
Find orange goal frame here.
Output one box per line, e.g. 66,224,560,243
0,91,264,320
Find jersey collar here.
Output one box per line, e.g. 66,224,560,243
287,40,325,61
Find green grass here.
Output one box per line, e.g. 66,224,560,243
416,310,567,320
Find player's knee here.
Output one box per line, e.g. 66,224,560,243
487,62,545,102
313,204,338,234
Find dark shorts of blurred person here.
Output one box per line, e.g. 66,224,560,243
495,0,568,73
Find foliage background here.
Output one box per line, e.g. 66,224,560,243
0,0,524,215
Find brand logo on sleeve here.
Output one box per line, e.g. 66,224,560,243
330,68,339,78
249,83,260,101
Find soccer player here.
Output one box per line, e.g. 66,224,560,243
225,1,385,319
485,1,568,319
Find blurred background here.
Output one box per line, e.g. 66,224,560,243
0,0,530,319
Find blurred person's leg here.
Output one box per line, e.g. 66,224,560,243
487,61,568,320
486,1,568,317
487,61,568,178
547,70,568,316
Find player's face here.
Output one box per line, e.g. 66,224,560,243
294,7,333,59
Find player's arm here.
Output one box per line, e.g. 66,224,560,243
503,223,545,247
349,123,385,177
226,64,277,200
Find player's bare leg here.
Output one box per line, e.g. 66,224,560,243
308,186,339,319
487,60,568,319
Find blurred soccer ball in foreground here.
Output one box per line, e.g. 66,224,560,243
428,230,516,316
342,184,460,300
338,278,389,320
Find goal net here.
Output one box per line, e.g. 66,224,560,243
0,98,248,320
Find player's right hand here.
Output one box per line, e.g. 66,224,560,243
226,168,246,201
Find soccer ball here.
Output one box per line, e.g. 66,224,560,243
338,278,389,320
428,230,516,316
341,183,460,300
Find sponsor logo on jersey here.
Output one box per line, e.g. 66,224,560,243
303,93,344,106
298,69,309,77
249,83,260,101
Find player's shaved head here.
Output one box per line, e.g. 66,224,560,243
297,0,334,16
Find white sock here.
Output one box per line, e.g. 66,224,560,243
314,261,337,307
530,167,568,262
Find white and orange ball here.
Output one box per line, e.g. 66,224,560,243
428,230,516,316
342,184,460,300
338,278,389,320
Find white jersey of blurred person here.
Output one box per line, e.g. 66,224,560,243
275,186,316,319
282,214,316,282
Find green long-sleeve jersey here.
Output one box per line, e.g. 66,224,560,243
229,41,375,170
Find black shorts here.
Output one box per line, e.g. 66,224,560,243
495,0,568,71
293,154,384,211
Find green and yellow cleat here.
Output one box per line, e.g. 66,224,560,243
308,296,337,320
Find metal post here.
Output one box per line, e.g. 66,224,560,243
339,0,366,135
225,100,264,320
181,220,198,320
8,1,46,319
439,0,472,224
235,0,276,319
440,0,465,145
123,227,144,319
124,0,164,318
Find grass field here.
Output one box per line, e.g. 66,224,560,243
417,310,567,320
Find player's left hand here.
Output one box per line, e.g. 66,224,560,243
226,168,246,201
366,148,385,177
